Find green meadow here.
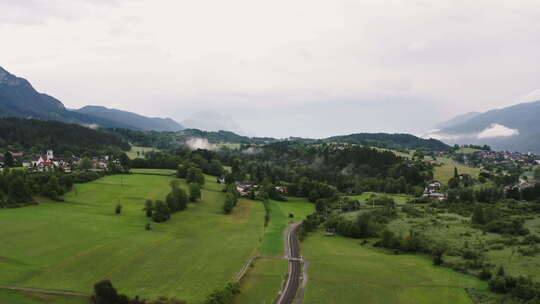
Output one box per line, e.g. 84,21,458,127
126,146,160,159
302,232,489,304
434,157,482,184
0,172,265,303
234,257,288,304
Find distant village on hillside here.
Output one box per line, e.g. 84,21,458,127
0,149,116,172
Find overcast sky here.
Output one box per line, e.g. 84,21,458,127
2,0,540,138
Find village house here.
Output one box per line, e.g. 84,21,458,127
424,180,442,194
422,180,446,200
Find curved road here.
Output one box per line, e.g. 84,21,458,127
277,222,303,304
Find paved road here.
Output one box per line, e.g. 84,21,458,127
277,222,303,304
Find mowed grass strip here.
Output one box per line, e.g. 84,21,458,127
0,173,265,303
259,199,315,257
302,232,488,304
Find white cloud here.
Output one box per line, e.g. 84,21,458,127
185,138,216,150
515,89,540,104
1,0,540,137
477,124,519,139
407,40,427,52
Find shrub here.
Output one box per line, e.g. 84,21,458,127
479,268,493,280
115,204,122,215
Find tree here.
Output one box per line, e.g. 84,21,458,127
92,280,121,304
79,157,94,170
4,152,14,167
8,176,32,203
186,167,205,185
454,167,459,178
143,200,154,217
166,183,189,212
413,150,425,160
472,204,485,225
152,200,171,222
176,163,189,178
208,159,224,176
118,152,131,169
44,175,63,200
189,183,202,202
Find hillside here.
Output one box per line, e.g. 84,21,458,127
323,133,451,151
0,117,129,154
436,111,480,129
76,105,184,132
432,100,540,152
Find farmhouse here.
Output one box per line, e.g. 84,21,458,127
424,180,442,194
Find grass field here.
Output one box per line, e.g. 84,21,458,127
0,172,265,303
434,157,482,184
302,232,489,304
126,146,159,159
234,257,287,304
0,290,88,304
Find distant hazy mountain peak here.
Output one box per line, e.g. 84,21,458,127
0,65,181,131
181,110,248,135
0,66,31,87
430,100,540,152
76,105,184,132
435,111,480,129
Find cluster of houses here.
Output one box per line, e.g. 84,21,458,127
457,150,540,167
422,180,446,200
217,178,288,197
0,150,114,173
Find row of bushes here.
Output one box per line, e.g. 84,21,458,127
91,280,186,304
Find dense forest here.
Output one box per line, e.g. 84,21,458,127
322,133,451,151
0,118,130,154
220,142,433,197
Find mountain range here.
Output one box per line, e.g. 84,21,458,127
0,66,184,132
430,100,540,153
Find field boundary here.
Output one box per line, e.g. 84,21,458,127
0,285,91,297
233,255,260,282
